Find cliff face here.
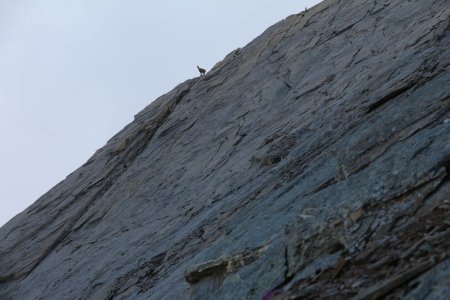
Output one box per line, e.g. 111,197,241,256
1,0,449,299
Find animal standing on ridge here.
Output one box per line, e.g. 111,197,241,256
197,66,206,76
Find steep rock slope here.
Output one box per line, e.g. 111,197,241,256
1,0,449,299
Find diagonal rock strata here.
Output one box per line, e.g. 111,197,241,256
1,0,449,299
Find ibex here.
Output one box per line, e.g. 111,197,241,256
197,66,206,76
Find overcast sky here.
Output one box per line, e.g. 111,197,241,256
0,0,321,227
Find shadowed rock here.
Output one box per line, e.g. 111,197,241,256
1,0,449,299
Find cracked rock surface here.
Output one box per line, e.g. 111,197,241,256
1,0,449,299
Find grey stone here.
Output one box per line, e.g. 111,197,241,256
1,0,449,299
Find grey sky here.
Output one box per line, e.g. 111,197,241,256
0,0,321,226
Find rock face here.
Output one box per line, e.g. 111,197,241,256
1,0,450,299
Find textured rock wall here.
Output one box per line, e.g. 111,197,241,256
1,0,449,299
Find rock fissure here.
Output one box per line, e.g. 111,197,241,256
0,80,196,285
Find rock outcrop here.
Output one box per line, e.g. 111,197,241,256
1,0,449,299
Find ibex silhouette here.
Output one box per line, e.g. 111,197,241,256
197,66,206,76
